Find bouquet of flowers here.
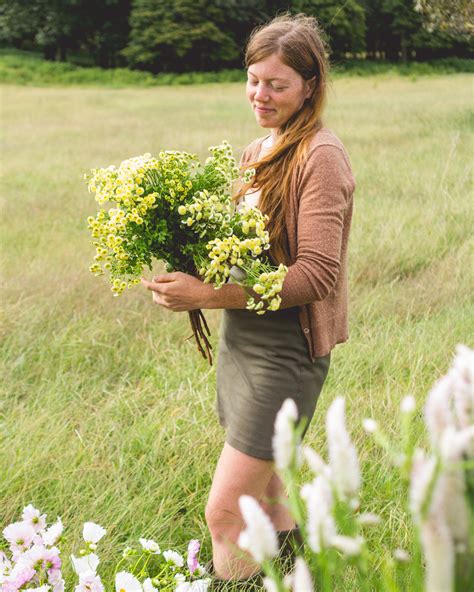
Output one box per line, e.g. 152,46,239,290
85,141,288,364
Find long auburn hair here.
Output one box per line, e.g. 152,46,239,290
234,13,330,266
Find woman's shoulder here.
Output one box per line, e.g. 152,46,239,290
300,127,355,192
305,127,354,175
308,126,348,154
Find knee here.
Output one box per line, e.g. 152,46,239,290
205,501,242,541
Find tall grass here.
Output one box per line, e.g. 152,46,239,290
1,72,473,589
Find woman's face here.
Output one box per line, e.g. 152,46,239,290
246,53,314,132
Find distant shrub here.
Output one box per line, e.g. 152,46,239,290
0,49,472,88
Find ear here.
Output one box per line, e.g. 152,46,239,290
305,76,316,99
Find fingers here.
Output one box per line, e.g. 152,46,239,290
152,291,167,307
140,276,185,312
140,277,169,294
152,272,180,283
140,277,173,308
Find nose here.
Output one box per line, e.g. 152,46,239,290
254,83,269,102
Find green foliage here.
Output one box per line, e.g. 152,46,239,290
122,0,240,72
1,48,472,88
293,0,367,57
0,49,247,86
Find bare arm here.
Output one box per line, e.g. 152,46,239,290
202,282,250,310
141,272,251,312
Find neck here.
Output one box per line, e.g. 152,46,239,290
269,128,279,142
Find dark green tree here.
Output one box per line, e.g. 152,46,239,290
82,0,131,68
0,0,41,48
0,0,131,66
122,0,241,72
0,0,88,61
292,0,367,58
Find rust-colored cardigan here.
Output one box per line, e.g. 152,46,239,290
240,127,356,360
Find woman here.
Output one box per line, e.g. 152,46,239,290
141,13,355,586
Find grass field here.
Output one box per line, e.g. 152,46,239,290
1,72,473,589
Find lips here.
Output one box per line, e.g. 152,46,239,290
255,106,274,113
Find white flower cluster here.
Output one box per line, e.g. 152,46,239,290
237,395,368,592
410,344,474,592
1,509,211,592
237,343,472,592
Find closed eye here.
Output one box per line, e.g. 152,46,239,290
247,79,287,92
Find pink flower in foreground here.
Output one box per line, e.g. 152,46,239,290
71,553,100,576
2,563,36,590
22,505,47,533
24,544,62,573
48,568,65,592
75,570,104,592
187,539,200,574
3,521,36,555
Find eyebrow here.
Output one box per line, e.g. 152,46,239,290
247,71,289,83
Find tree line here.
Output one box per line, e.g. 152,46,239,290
1,0,472,72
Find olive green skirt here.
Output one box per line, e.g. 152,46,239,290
216,305,331,460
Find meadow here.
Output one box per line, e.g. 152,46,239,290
1,71,473,589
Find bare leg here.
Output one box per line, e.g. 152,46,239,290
205,442,276,580
261,471,296,531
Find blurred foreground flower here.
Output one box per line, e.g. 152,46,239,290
238,343,474,591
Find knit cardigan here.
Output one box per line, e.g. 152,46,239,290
239,127,356,360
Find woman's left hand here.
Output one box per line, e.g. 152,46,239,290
140,272,210,312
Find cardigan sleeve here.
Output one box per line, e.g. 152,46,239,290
278,143,354,308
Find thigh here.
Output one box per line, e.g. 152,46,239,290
206,442,275,521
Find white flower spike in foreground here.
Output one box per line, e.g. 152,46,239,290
289,556,314,591
326,396,361,502
400,394,416,414
330,534,365,556
238,495,279,563
302,445,331,480
272,398,300,471
300,476,336,553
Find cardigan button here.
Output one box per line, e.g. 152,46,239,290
303,328,310,334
